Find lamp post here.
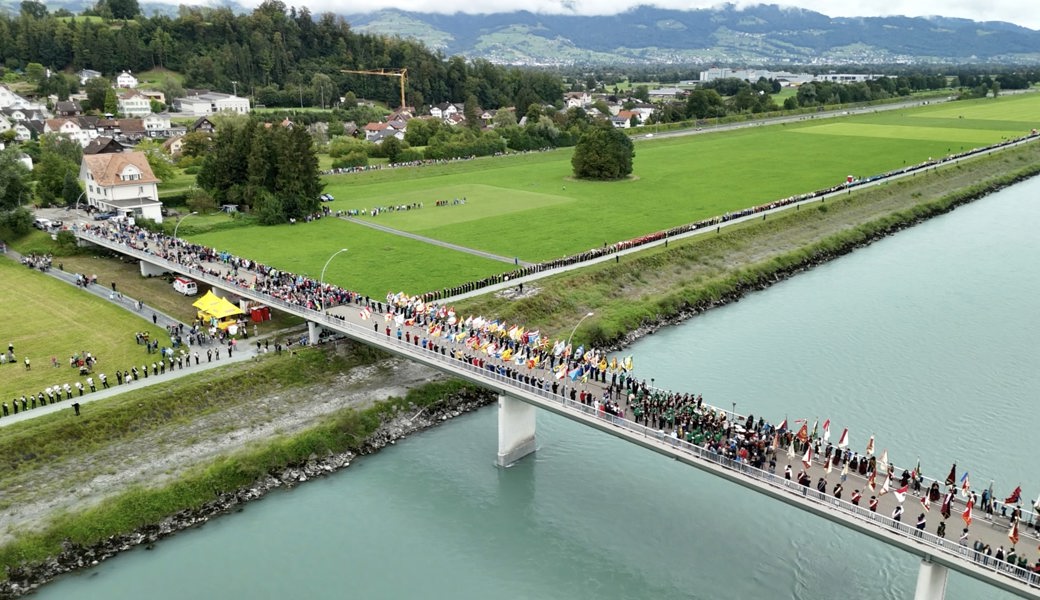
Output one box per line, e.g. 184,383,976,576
319,248,349,314
172,211,198,239
74,190,86,214
567,312,594,349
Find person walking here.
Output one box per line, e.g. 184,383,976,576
915,513,927,536
892,505,904,522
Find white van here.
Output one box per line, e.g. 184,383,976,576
173,277,198,296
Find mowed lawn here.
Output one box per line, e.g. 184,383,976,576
195,94,1040,295
189,217,508,298
0,260,170,401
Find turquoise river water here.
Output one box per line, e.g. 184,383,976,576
37,177,1040,599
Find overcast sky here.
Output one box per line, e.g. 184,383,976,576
319,1,1040,30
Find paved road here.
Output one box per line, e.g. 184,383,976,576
340,215,535,266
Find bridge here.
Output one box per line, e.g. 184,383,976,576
73,224,1040,599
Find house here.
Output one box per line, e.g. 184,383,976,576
342,122,359,137
617,110,641,126
631,103,655,122
138,90,166,105
564,92,590,109
80,151,163,223
363,122,387,141
430,102,461,120
0,114,10,134
609,116,629,129
78,69,102,85
44,118,92,147
162,135,185,157
648,87,688,99
174,92,250,116
11,122,33,142
142,112,172,134
444,113,466,127
117,91,152,117
55,101,81,117
96,118,146,143
116,71,138,89
189,116,216,133
83,136,126,155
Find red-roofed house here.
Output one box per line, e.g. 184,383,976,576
80,151,163,222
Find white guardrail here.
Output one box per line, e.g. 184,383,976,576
75,230,1040,597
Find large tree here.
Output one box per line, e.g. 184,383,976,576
571,125,634,180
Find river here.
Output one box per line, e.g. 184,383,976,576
37,177,1040,599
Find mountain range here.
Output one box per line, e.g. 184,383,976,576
345,4,1040,65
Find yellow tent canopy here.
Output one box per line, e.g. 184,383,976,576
192,290,244,319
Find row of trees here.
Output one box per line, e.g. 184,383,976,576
0,1,563,110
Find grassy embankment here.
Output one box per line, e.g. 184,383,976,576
454,140,1040,346
0,343,483,576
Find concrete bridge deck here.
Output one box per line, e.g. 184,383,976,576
71,224,1040,598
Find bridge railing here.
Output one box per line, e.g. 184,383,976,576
75,229,1040,589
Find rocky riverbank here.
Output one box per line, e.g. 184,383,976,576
0,386,495,599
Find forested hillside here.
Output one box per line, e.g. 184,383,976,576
0,0,563,108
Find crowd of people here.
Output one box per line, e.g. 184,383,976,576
20,252,53,272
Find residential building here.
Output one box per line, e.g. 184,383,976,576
162,135,185,156
83,136,126,155
138,90,166,105
117,91,152,117
116,71,139,89
55,101,81,117
80,151,163,222
189,117,216,133
564,92,590,108
142,112,172,134
44,118,92,147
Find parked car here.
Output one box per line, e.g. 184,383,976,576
33,218,52,230
320,193,335,202
93,211,116,221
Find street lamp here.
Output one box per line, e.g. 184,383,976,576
319,248,349,314
73,190,86,213
172,211,198,239
567,311,594,348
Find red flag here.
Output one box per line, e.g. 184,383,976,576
945,463,957,486
837,428,848,449
801,446,813,470
822,419,831,442
1009,520,1020,545
894,484,909,504
865,435,875,456
868,470,877,491
796,423,809,443
962,497,974,527
1004,486,1022,505
920,494,931,512
777,419,788,432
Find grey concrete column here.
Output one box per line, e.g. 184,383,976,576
497,394,536,467
914,558,948,600
139,260,167,277
307,321,321,345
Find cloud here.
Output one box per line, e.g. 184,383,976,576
284,0,1039,30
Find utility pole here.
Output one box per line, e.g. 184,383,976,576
231,80,238,96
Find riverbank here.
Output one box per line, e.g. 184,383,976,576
455,141,1040,347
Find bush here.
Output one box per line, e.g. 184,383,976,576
331,151,368,169
395,148,424,163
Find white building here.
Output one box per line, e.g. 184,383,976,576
78,69,102,85
44,118,93,147
80,151,163,222
174,92,251,116
142,112,172,133
116,71,139,89
117,91,152,117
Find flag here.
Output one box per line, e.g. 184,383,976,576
868,470,877,491
920,494,931,512
810,419,819,441
962,497,974,527
359,307,372,320
568,365,583,382
777,419,788,432
825,457,833,474
837,428,849,449
945,463,957,486
960,472,971,498
879,474,892,496
1005,486,1022,505
841,461,849,481
796,423,809,443
822,419,831,442
912,458,922,481
770,432,778,451
1009,520,1020,545
787,442,796,459
623,356,634,372
894,484,908,504
878,449,889,474
941,490,954,519
801,446,813,470
865,435,875,456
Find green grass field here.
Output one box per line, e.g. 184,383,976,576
189,93,1040,297
0,260,170,401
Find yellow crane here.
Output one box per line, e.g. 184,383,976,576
340,68,408,109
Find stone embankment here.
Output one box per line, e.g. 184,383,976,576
0,388,495,599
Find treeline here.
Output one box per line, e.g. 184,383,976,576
0,0,562,109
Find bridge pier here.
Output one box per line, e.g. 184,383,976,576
139,260,167,277
914,558,948,600
307,321,322,345
497,394,536,467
